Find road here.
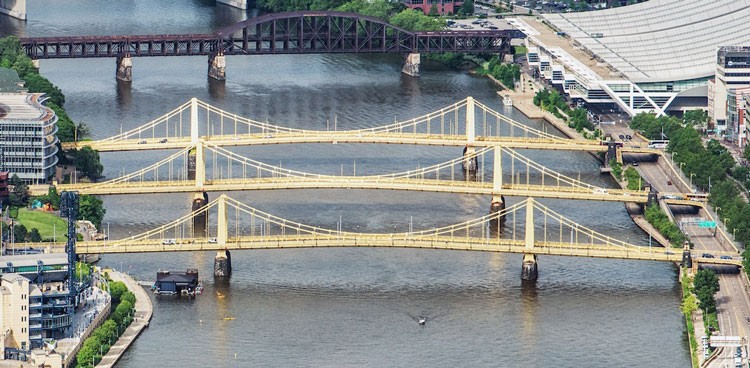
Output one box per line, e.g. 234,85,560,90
601,120,749,367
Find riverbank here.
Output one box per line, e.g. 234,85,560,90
96,270,153,368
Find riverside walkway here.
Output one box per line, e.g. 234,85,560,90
96,271,153,368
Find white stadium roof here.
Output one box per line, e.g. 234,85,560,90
543,0,750,83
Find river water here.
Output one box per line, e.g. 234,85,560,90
1,1,690,367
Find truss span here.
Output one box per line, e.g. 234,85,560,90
20,11,525,59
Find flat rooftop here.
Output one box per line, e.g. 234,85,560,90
0,93,50,121
519,16,617,81
543,0,750,83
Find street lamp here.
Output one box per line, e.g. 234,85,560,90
690,172,695,188
733,228,738,239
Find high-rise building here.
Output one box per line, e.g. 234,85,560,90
712,47,750,147
0,68,58,183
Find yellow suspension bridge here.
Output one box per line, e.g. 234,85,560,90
56,143,650,202
44,195,738,268
63,97,660,154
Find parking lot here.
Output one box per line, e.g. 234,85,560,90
447,17,514,31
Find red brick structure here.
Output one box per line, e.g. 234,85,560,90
401,0,464,15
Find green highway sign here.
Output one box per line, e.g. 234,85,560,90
698,221,717,228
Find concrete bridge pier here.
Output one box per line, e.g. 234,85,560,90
213,250,232,277
489,195,506,236
489,148,506,235
116,54,132,82
208,52,226,81
213,195,231,277
522,199,538,281
521,254,538,281
401,53,420,77
192,192,209,236
216,0,247,9
462,145,478,173
0,0,26,20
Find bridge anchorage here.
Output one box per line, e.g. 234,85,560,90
62,194,738,281
20,11,525,81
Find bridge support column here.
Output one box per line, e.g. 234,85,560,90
521,254,538,281
401,53,420,77
214,250,232,277
0,0,26,20
192,192,209,236
522,198,538,281
208,52,226,81
489,147,505,235
216,0,247,9
195,142,205,189
116,54,132,82
190,97,199,145
462,97,478,173
214,195,231,277
682,241,692,269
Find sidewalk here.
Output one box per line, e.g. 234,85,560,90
96,271,153,368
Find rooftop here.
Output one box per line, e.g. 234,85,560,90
543,0,750,83
0,93,51,121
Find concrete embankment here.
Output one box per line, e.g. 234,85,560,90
96,271,154,368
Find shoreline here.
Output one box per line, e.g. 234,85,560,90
95,270,154,368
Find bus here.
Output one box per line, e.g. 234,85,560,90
685,192,709,202
647,140,669,149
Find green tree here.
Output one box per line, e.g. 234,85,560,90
29,228,41,242
428,4,439,16
694,269,719,313
79,195,106,229
459,0,474,15
121,291,136,306
108,281,128,303
389,9,446,31
681,293,698,316
12,223,27,243
115,300,133,322
76,147,103,180
336,0,401,19
8,174,28,206
683,109,708,127
76,343,95,367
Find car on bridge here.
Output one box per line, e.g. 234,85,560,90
162,238,176,245
702,253,715,258
721,255,733,260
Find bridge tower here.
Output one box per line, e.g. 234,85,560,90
462,97,478,173
208,52,226,81
214,195,232,277
116,54,133,82
489,146,506,235
522,198,538,281
402,53,420,77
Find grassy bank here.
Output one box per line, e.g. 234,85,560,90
16,208,67,241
